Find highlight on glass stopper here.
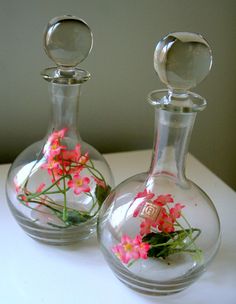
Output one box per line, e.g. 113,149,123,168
44,15,93,68
154,32,212,91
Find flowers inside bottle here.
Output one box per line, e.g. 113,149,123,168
112,190,202,266
14,128,111,228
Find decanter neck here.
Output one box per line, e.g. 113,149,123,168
149,108,196,184
47,82,81,139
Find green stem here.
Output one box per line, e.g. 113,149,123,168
51,170,63,193
85,192,97,213
70,160,107,186
145,228,202,260
62,181,67,221
60,152,68,221
166,205,200,252
19,199,63,215
86,161,107,185
25,174,70,200
179,213,201,252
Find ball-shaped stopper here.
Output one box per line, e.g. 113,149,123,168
154,32,212,91
44,15,93,68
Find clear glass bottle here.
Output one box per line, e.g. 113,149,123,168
6,15,114,245
97,32,221,295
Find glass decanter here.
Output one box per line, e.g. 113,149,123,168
97,32,221,295
6,15,114,245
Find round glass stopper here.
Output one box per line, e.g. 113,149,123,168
154,32,212,91
44,15,93,68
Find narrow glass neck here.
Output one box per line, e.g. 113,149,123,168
149,108,196,184
48,82,81,138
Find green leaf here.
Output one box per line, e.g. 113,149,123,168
142,229,202,260
142,232,173,259
65,210,91,225
95,184,111,207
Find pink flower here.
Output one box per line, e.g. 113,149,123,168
68,174,90,195
21,195,29,206
47,140,67,158
47,128,67,144
79,152,89,165
153,194,174,206
60,144,81,164
170,203,185,221
41,158,60,171
134,189,155,201
49,168,64,184
92,176,106,189
133,235,150,259
133,189,155,217
112,234,150,264
43,129,67,159
133,202,145,217
140,219,153,236
14,177,21,193
41,157,63,184
156,209,175,233
36,183,46,193
139,206,177,236
112,235,138,264
58,145,89,175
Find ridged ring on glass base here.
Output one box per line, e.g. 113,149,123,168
8,203,97,245
100,245,205,295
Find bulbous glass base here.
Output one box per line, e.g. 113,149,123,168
6,130,114,245
97,172,221,295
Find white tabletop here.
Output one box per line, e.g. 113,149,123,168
0,150,235,304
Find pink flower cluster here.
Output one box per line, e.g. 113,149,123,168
41,128,91,195
112,189,185,265
112,234,150,264
133,190,185,235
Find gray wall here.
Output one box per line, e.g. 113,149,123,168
0,0,235,189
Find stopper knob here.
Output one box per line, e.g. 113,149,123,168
154,32,212,91
44,15,93,68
